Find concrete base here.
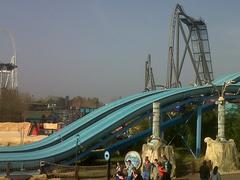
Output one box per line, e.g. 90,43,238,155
142,139,175,177
204,137,239,172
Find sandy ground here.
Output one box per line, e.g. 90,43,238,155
0,122,47,146
0,134,47,146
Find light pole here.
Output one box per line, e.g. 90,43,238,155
75,134,80,180
75,134,80,162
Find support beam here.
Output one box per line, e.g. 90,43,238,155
176,14,180,78
152,101,160,140
166,4,214,88
179,22,202,86
217,96,225,141
160,112,164,139
196,106,202,157
177,26,192,80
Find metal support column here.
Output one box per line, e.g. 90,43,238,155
160,112,164,139
196,107,202,157
217,96,225,141
152,101,160,139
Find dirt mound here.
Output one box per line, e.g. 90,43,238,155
0,122,31,136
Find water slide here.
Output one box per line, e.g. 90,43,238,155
0,73,239,170
0,90,164,153
212,72,240,85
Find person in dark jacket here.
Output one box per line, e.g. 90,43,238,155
162,155,172,180
199,160,210,180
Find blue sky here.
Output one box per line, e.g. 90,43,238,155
0,0,239,102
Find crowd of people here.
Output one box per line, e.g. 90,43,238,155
115,156,222,180
115,155,172,180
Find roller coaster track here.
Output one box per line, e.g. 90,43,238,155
166,4,214,88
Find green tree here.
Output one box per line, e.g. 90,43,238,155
225,104,240,149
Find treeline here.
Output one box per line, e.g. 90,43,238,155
35,96,103,110
70,96,103,109
0,89,26,121
0,89,103,122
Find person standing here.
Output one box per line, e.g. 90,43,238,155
126,160,134,180
116,162,124,180
151,159,159,180
142,156,151,180
199,160,210,180
162,155,172,180
116,162,122,173
210,166,221,180
158,162,167,180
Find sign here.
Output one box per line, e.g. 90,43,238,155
40,161,45,167
124,151,142,169
104,151,110,161
43,123,58,130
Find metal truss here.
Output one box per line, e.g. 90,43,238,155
166,4,214,88
145,54,156,91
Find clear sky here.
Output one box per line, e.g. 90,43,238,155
0,0,239,102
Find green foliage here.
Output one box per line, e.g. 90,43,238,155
165,104,240,153
225,104,240,149
128,117,150,136
163,108,218,152
126,117,150,151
